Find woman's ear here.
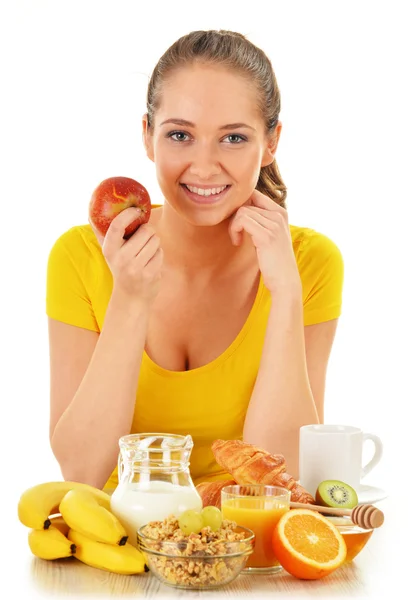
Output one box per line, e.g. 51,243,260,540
261,121,282,168
142,113,154,162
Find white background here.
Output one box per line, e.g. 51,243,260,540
1,0,410,596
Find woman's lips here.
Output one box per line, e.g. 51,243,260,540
180,184,231,204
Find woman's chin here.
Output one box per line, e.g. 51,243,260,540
181,205,236,228
162,194,240,227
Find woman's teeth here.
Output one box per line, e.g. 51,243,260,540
185,184,228,197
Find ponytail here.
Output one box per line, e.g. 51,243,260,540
257,159,287,209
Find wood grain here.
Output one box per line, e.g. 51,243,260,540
15,498,392,598
28,547,371,597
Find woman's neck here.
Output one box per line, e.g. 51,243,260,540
154,201,255,282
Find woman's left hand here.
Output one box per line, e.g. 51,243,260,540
228,190,302,294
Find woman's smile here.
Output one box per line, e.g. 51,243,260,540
180,183,232,205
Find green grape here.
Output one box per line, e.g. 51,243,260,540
201,506,223,531
178,510,204,535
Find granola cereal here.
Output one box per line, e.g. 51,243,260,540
138,515,253,588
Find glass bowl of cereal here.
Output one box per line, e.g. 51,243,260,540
137,515,255,589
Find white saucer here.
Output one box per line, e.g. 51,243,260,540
357,484,388,504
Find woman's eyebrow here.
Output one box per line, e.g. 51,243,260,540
160,118,256,131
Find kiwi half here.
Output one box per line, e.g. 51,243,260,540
315,479,359,509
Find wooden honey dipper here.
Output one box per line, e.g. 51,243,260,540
222,485,385,529
290,501,384,529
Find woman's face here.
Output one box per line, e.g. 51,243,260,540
143,64,281,226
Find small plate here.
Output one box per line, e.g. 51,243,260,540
357,484,388,504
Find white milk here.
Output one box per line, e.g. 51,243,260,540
110,480,203,547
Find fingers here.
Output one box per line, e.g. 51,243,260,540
239,207,274,228
230,227,243,247
229,207,250,246
250,189,287,215
102,207,144,256
229,205,280,247
128,230,161,267
145,246,164,275
229,212,267,247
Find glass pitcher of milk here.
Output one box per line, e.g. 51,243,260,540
110,433,203,547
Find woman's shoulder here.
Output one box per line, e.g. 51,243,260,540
51,223,98,245
290,224,344,291
47,224,104,288
290,224,343,261
49,223,101,258
289,225,344,324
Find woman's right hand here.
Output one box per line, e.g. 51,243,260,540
89,207,163,304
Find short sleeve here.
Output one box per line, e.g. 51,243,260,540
298,231,344,326
46,227,100,332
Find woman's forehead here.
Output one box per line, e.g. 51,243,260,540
156,65,262,127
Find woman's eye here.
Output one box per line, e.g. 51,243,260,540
166,131,247,144
224,134,247,144
167,131,190,142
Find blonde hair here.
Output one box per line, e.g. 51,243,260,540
146,30,287,208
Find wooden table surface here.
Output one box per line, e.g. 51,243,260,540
8,496,402,599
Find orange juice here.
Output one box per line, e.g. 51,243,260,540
222,496,289,568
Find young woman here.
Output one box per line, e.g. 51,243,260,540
46,30,344,491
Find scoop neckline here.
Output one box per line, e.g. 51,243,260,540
143,271,265,378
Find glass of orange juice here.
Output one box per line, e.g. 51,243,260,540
221,484,290,573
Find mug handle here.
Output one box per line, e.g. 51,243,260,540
361,433,383,479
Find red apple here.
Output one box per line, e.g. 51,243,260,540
88,176,151,239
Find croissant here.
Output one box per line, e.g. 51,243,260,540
196,439,314,507
196,479,236,508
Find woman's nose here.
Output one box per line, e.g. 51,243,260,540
188,144,222,179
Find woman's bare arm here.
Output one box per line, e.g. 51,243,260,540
243,289,319,479
49,292,149,488
303,319,339,423
49,209,163,489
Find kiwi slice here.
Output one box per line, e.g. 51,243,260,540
315,479,359,509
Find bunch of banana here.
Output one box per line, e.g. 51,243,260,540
18,480,112,529
59,489,128,545
68,529,146,575
28,525,76,560
18,481,146,575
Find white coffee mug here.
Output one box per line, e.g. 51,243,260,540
299,424,383,496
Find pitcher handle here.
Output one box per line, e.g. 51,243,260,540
118,452,124,480
361,432,383,479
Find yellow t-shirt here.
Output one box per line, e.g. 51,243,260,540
46,208,344,490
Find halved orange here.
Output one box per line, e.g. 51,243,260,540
272,509,347,580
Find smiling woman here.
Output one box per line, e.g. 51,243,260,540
45,30,343,491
